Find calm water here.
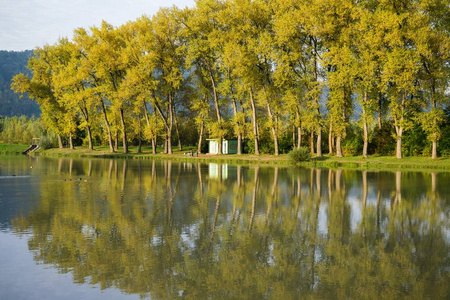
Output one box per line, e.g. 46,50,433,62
0,156,449,299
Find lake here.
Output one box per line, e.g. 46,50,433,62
0,156,449,299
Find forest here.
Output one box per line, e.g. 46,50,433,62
0,50,40,117
9,0,450,158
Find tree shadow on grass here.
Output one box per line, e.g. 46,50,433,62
311,156,331,162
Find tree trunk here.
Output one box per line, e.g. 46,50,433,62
69,133,74,150
229,72,242,155
396,134,402,159
86,125,93,150
329,120,333,155
137,132,142,154
197,121,204,154
362,91,369,158
152,138,156,154
143,100,153,153
267,104,279,156
167,99,173,154
58,135,63,149
249,88,259,155
164,135,168,154
310,131,314,155
395,91,405,159
362,92,369,158
363,119,368,158
316,126,322,157
119,108,128,154
297,126,302,149
114,130,119,152
208,65,222,154
336,135,343,157
332,133,335,153
79,107,93,150
432,138,437,159
237,132,242,155
431,99,438,159
312,36,321,158
232,99,243,154
395,124,403,159
378,93,383,130
166,133,172,155
172,105,182,151
100,100,114,153
218,137,223,155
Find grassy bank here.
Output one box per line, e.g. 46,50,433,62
300,155,450,171
2,143,450,171
35,145,291,166
0,144,29,155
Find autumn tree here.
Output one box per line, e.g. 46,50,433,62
414,0,450,159
12,43,73,149
181,0,226,154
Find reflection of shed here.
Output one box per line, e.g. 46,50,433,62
208,163,228,180
207,139,240,154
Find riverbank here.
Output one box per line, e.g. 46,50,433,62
0,144,29,155
2,144,450,171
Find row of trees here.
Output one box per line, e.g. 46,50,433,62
0,116,45,145
12,0,449,158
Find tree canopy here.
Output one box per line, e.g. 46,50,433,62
11,0,450,158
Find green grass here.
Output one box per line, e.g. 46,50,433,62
2,143,450,171
0,144,29,155
35,145,290,166
302,155,450,171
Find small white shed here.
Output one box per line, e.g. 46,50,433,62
207,139,229,154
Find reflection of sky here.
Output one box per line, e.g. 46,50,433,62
318,203,328,235
445,228,450,244
348,189,362,233
0,231,138,300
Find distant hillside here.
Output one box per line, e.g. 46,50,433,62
0,50,40,117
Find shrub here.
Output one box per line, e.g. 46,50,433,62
289,147,311,164
39,135,56,149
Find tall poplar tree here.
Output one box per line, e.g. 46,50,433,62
414,0,450,159
181,0,226,154
73,26,115,152
12,43,71,149
150,7,186,154
52,39,97,150
379,0,421,159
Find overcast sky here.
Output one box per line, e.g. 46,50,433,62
0,0,195,51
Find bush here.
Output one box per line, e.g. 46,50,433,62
342,136,363,156
39,135,56,149
342,123,363,156
289,147,311,164
369,123,395,156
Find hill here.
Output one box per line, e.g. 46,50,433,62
0,50,40,117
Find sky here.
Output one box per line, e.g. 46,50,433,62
0,0,195,51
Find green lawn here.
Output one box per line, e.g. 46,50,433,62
305,154,450,170
0,144,29,154
2,143,450,171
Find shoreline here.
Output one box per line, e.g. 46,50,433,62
2,144,450,171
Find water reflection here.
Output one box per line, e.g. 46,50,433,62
8,158,450,299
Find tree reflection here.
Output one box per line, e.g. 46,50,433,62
10,159,450,298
